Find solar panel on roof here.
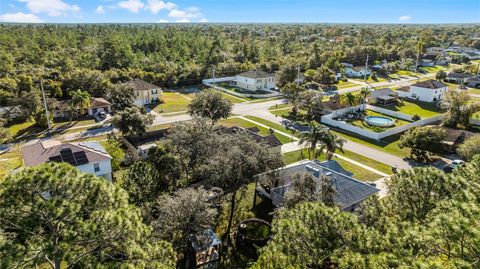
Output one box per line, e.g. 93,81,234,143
74,151,89,165
49,155,63,162
60,148,77,165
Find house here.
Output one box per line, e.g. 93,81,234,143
138,143,157,159
320,94,348,115
430,126,473,153
219,126,282,148
396,79,448,103
369,88,398,105
447,46,480,54
21,140,112,180
426,47,446,54
256,160,379,211
445,72,474,83
344,66,372,78
235,70,276,92
461,52,480,60
466,75,480,88
126,78,162,106
53,97,111,119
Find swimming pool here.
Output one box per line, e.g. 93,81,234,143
364,116,395,127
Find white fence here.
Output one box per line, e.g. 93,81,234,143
202,77,281,99
321,111,445,140
366,105,413,121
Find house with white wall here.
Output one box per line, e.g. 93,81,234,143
21,140,113,180
396,79,448,103
426,47,446,54
126,78,162,106
235,70,276,91
344,66,372,78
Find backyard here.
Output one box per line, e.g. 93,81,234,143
375,99,444,118
346,110,411,132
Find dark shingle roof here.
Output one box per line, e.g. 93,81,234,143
411,79,447,89
275,160,379,209
371,88,397,99
237,70,274,79
447,72,474,79
126,78,161,92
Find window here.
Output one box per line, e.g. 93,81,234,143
412,93,417,98
94,163,100,172
136,91,139,97
152,89,157,94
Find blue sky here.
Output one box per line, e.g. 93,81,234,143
0,0,479,23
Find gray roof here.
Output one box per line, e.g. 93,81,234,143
371,88,397,99
21,140,111,167
237,70,274,79
126,78,161,92
274,160,379,210
411,79,447,89
447,72,474,79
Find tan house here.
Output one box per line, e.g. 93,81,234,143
126,79,162,106
53,97,111,119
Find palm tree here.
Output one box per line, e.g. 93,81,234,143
359,87,371,106
319,132,346,160
341,92,358,112
298,123,327,159
69,90,91,118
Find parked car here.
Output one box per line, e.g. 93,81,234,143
443,160,465,173
98,111,107,119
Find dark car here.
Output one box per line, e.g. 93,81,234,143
443,160,465,173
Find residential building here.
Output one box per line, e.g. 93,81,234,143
126,78,162,106
445,72,474,83
426,47,446,54
21,140,112,180
53,97,111,119
461,52,480,60
419,59,435,67
396,79,448,102
235,70,276,91
256,160,379,211
344,66,372,78
466,75,480,88
368,88,398,105
447,46,480,54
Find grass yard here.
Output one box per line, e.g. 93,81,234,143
269,107,292,118
153,92,194,113
219,92,247,103
329,128,410,158
376,99,444,118
8,121,36,137
0,148,23,179
268,104,292,111
419,66,447,74
244,116,297,136
52,119,97,129
468,88,480,95
220,117,293,144
392,70,419,78
147,123,173,132
336,80,360,89
282,149,384,182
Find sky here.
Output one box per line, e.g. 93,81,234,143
0,0,479,24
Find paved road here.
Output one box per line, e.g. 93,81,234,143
338,73,436,94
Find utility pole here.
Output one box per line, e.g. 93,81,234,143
415,43,420,72
364,54,369,81
212,68,216,86
40,79,51,130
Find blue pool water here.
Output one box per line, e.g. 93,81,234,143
364,116,395,127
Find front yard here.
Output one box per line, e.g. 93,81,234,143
220,117,293,144
153,92,194,114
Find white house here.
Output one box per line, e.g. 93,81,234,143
445,72,475,83
53,97,112,119
235,70,276,91
447,46,480,54
344,66,372,78
397,79,448,103
21,140,113,180
461,52,480,60
126,78,162,106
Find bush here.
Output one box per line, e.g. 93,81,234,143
412,114,421,121
457,134,480,161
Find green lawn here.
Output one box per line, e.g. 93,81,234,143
391,70,419,78
220,117,293,144
244,116,297,136
147,123,173,132
8,121,36,137
219,92,247,103
268,104,292,111
282,149,384,182
0,148,22,179
468,88,480,95
153,92,193,113
52,119,98,130
348,110,411,133
329,128,410,158
336,80,360,89
376,99,444,118
418,66,447,74
269,107,292,118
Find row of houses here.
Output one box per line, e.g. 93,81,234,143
445,72,480,87
427,46,480,60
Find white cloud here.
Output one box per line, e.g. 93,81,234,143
118,0,145,13
168,6,201,19
95,5,105,14
146,0,176,14
157,19,168,23
199,18,208,23
175,18,189,23
0,12,43,23
18,0,81,17
399,15,411,21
